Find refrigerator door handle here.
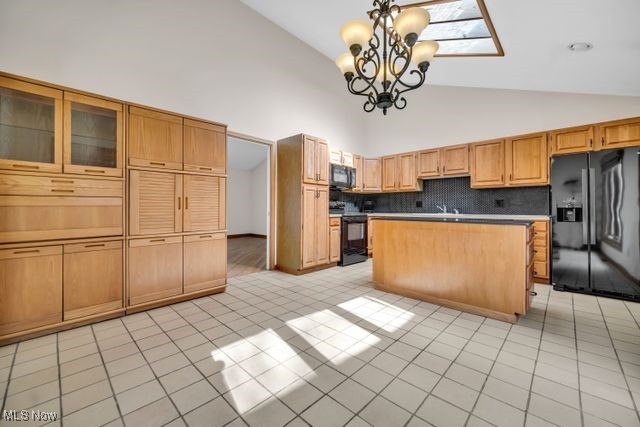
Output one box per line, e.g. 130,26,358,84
589,168,596,245
581,168,589,245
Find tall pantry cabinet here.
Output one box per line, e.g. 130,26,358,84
127,106,227,312
0,72,228,344
277,134,333,274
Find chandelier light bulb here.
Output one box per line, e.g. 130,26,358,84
340,20,374,56
412,40,440,69
394,7,430,46
336,53,357,79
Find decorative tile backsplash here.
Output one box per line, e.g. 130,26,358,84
338,177,550,215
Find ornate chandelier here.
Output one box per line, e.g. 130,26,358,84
336,0,439,115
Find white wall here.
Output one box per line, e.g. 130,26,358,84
362,85,640,156
0,0,365,153
227,160,268,236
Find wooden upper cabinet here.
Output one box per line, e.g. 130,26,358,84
0,76,63,174
183,119,226,175
183,233,226,294
506,133,549,186
363,158,382,192
183,175,226,232
441,144,469,176
129,170,182,236
381,155,397,191
63,240,123,320
0,245,62,336
598,117,640,149
302,135,329,185
418,149,441,178
398,153,418,190
128,237,183,306
471,139,505,188
550,125,594,155
128,106,183,171
63,92,123,177
352,154,363,191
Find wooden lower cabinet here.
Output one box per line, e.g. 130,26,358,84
129,169,182,236
301,185,329,268
128,237,183,306
329,218,341,263
63,240,123,320
0,246,62,336
184,233,226,294
532,220,550,283
368,218,373,256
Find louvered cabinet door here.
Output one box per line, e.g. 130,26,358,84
129,170,182,236
183,175,225,232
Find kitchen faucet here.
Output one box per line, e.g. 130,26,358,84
436,204,447,213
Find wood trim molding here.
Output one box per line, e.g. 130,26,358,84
228,233,267,239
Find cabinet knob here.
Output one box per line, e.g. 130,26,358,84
530,291,537,296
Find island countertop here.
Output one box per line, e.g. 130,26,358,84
369,215,533,226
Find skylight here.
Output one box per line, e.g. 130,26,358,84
401,0,503,56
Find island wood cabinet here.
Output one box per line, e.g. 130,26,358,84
532,220,550,283
598,117,640,149
471,134,549,189
362,158,382,192
129,170,225,236
184,119,226,174
470,139,505,188
63,92,124,177
0,245,62,336
329,217,341,263
183,233,227,294
302,135,329,185
550,125,594,155
63,240,123,320
128,237,183,306
382,153,421,192
0,76,63,174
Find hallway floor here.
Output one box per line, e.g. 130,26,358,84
227,237,267,279
1,261,639,427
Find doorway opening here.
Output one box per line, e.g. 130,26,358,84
227,133,274,278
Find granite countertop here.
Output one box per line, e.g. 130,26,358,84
368,213,549,221
369,215,534,226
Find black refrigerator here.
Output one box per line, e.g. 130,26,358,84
551,147,640,301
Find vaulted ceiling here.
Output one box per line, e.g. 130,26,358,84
241,0,640,97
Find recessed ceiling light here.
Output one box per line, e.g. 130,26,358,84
568,42,593,52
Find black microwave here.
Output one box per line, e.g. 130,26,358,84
330,164,356,189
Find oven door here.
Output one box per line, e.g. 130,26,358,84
330,164,350,189
342,218,367,251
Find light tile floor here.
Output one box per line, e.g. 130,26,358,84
1,261,640,427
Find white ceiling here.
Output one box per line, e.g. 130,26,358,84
240,0,640,97
228,136,268,170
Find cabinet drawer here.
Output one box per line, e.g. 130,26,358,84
527,240,535,265
534,231,548,247
534,261,549,278
330,217,341,227
64,241,123,320
0,245,62,336
0,173,122,197
0,196,123,243
183,233,224,243
533,221,549,232
128,237,183,306
533,246,548,262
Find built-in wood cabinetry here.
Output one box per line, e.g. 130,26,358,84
0,246,62,336
471,134,548,189
417,149,441,178
532,220,550,283
368,218,373,257
184,119,226,174
382,153,421,192
506,133,548,186
598,117,640,149
363,158,382,192
0,76,63,174
277,134,333,274
351,155,363,192
329,217,341,263
63,241,123,320
470,139,505,188
550,125,594,155
441,144,470,176
63,92,124,177
128,106,183,170
0,72,227,344
302,135,329,185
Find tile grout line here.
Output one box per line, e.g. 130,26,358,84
0,343,19,416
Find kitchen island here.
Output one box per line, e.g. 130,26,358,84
370,214,536,323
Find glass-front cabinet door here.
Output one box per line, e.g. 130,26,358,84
63,92,123,177
0,76,63,173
